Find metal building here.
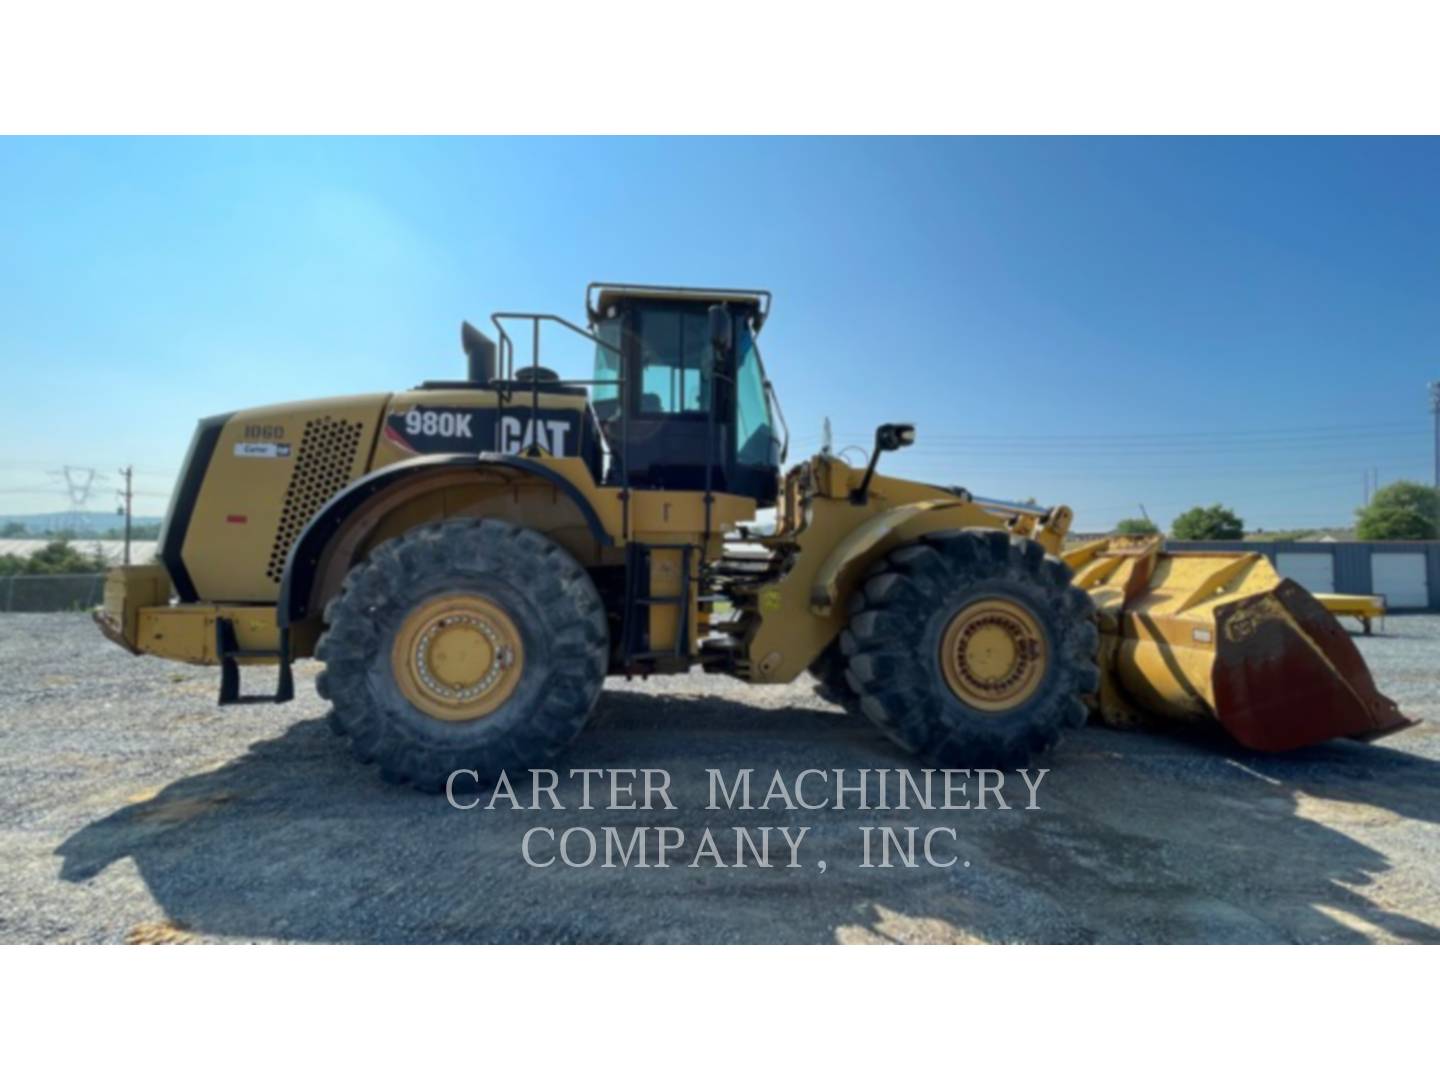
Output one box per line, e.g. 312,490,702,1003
1165,540,1440,612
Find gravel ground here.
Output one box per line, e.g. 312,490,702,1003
2,611,1438,944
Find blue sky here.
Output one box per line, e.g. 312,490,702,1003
0,137,1435,531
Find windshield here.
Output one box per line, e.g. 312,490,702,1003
734,321,777,467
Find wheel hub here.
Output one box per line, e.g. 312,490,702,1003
391,594,524,721
939,597,1047,712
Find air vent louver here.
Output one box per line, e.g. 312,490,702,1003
266,417,364,582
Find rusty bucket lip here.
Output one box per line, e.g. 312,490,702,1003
1210,580,1417,753
1346,714,1422,743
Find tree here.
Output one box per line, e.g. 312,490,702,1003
18,540,108,575
1114,517,1160,536
1171,504,1244,540
1355,481,1440,540
1,521,27,538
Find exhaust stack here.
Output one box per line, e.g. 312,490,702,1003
461,321,497,384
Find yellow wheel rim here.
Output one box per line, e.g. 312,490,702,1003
391,593,525,722
939,597,1047,712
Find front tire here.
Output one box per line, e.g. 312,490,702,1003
841,529,1098,768
315,519,608,791
808,641,859,711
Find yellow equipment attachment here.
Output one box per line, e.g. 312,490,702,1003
1064,538,1414,752
1313,592,1386,635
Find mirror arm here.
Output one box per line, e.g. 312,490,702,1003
850,443,884,506
850,423,915,505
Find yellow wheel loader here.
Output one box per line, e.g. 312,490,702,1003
94,283,1413,790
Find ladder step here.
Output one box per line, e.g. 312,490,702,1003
622,540,696,665
216,616,294,707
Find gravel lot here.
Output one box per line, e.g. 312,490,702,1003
2,611,1438,943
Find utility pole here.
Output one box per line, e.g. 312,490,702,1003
118,466,133,565
1430,380,1440,490
1430,381,1440,539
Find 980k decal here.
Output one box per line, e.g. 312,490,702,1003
384,405,579,456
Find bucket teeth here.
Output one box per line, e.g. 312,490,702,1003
1066,540,1416,751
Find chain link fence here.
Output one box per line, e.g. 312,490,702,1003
0,574,106,613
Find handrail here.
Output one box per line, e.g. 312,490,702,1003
489,312,620,383
489,311,630,537
970,494,1055,517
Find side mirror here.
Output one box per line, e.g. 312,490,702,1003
851,422,916,505
874,423,916,453
707,303,733,356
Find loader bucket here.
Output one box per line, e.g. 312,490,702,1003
1063,539,1415,752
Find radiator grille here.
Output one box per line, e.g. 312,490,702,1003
266,417,365,582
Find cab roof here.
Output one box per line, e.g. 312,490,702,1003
586,282,771,327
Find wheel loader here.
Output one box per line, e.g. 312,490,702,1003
94,283,1414,790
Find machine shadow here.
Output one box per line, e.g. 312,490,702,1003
56,689,1440,944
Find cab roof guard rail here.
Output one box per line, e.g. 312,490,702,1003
585,282,772,329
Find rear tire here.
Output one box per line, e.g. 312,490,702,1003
315,518,608,792
841,529,1098,768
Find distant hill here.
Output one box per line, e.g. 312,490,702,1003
0,511,164,538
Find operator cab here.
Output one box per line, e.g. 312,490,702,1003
586,283,783,507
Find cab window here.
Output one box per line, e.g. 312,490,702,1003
635,307,710,414
591,317,622,419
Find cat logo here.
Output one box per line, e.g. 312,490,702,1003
498,416,571,455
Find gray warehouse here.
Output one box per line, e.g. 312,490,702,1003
1166,540,1440,611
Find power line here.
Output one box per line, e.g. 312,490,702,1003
832,434,1429,454
831,419,1430,443
893,458,1432,477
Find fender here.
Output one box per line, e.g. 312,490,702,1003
808,499,966,616
279,453,613,626
809,498,1075,617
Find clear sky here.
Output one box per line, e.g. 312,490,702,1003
1,137,1435,531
